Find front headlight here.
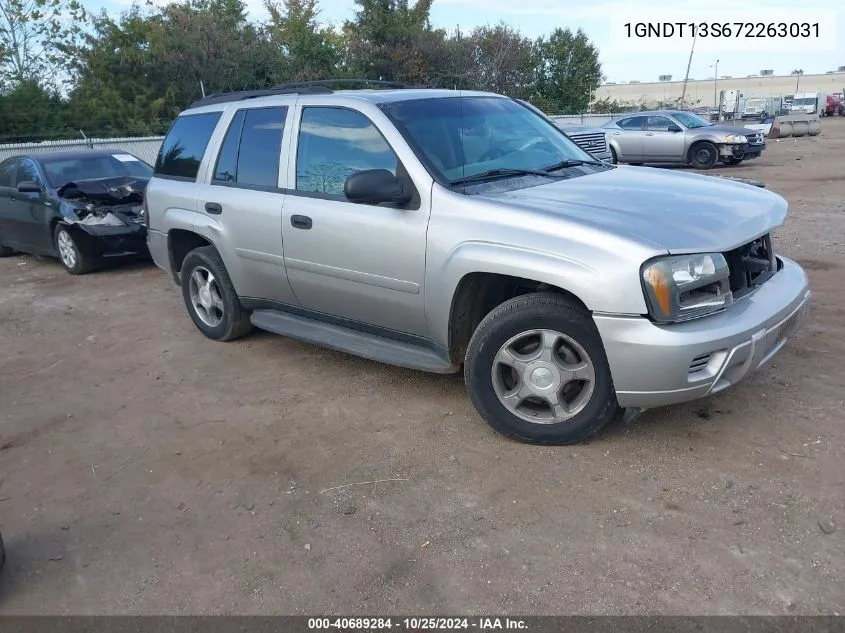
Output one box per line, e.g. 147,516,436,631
641,253,733,323
724,134,748,143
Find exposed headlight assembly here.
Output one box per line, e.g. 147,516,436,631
724,134,748,144
641,253,733,323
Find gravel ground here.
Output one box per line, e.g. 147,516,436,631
0,119,843,615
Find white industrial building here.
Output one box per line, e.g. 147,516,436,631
596,71,845,108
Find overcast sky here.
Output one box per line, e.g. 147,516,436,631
92,0,844,84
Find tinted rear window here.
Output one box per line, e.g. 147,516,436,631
155,112,221,180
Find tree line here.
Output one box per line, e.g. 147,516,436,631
0,0,605,143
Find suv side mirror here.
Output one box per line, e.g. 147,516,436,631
345,169,411,205
17,181,42,193
668,124,682,133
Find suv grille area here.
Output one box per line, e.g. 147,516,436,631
567,132,608,158
724,233,777,298
746,132,765,145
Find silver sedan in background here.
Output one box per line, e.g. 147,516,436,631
603,110,766,168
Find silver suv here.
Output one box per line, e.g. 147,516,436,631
145,83,810,444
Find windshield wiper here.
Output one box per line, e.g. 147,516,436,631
449,168,566,187
542,159,608,172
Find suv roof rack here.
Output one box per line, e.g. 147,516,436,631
271,79,409,90
188,79,415,109
189,86,332,109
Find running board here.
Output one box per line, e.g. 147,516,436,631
250,309,459,374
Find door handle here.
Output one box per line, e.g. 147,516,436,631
205,202,222,215
645,132,655,136
290,215,312,230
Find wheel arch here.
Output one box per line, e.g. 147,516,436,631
168,229,215,286
431,241,651,365
446,272,589,365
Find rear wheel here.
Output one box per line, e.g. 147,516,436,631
55,224,96,274
689,141,718,169
464,293,618,444
180,245,252,341
0,244,13,257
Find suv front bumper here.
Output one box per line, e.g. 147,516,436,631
594,256,810,408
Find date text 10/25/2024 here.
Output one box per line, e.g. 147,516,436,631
308,618,527,630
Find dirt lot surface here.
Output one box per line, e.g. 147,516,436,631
1,120,844,616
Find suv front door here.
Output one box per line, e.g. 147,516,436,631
643,116,686,161
282,103,431,337
195,104,299,306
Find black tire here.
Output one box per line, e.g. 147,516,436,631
180,245,252,341
721,156,744,166
54,224,97,274
689,141,718,169
0,244,14,257
464,292,618,445
609,146,618,164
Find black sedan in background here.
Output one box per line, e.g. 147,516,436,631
0,150,152,274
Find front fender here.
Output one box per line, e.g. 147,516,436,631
425,240,649,350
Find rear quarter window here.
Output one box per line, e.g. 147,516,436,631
154,112,222,180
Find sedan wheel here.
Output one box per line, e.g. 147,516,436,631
689,142,718,169
54,225,95,274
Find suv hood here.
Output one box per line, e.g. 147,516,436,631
480,166,787,253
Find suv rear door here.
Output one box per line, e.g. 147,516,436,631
281,101,432,337
194,103,298,305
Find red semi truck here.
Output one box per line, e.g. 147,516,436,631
821,93,844,116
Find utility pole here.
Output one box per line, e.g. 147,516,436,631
713,59,719,110
680,32,696,107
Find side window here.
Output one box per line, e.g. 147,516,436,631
618,116,645,130
17,159,42,186
296,107,397,197
213,110,246,183
213,107,287,188
154,112,222,180
0,159,16,188
646,116,673,131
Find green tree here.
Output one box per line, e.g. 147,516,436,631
65,0,282,135
0,0,86,90
535,27,602,114
265,0,341,82
0,78,71,141
342,0,446,84
458,24,536,99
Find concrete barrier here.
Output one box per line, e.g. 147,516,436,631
768,113,822,139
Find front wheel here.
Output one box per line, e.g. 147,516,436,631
55,224,96,274
689,142,718,169
180,245,252,341
464,293,618,444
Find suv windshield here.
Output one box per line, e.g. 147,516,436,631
380,97,597,185
672,112,712,129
